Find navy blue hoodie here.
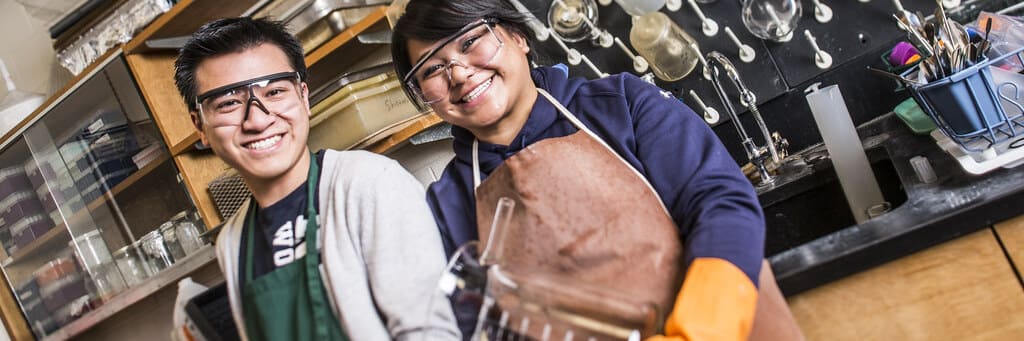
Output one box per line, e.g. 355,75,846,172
426,66,766,334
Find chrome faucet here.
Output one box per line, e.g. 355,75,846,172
705,51,782,186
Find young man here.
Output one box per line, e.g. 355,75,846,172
174,17,459,341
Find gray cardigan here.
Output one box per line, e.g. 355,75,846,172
216,150,460,340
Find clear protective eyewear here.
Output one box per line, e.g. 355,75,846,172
403,18,504,105
196,72,303,127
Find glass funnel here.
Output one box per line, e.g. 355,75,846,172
741,0,802,42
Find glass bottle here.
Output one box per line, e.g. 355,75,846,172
629,11,699,81
741,0,802,42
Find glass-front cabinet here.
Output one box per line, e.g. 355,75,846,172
0,51,206,339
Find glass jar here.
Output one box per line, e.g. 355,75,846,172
138,229,174,273
629,11,699,81
173,211,204,256
87,261,126,302
159,221,187,261
70,230,113,270
112,244,150,286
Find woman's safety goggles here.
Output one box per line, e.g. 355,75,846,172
403,18,504,105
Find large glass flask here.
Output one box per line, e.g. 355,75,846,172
629,11,699,81
741,0,802,42
614,0,666,17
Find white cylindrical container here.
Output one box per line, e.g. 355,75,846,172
804,83,885,224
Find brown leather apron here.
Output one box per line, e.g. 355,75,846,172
472,89,802,340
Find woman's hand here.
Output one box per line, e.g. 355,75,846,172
645,258,758,341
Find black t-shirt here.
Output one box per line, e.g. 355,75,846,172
239,151,325,284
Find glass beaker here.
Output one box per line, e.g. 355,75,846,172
613,0,666,17
480,267,660,339
548,0,600,43
741,0,801,42
629,11,699,81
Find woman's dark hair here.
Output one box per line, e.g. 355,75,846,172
391,0,538,108
174,17,307,113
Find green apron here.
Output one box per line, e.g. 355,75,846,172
240,155,347,341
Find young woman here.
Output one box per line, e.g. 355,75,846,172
392,1,802,340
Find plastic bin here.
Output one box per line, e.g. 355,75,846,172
310,72,392,117
914,62,1007,135
308,72,421,150
10,215,54,252
0,166,34,199
85,126,140,162
78,110,128,139
17,278,58,338
310,63,393,105
907,47,1024,151
185,282,241,341
1,191,48,224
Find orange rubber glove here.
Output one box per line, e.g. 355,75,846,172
645,258,758,341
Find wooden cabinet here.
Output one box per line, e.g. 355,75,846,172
787,228,1024,340
0,50,204,340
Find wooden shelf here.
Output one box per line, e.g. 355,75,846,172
124,0,264,54
366,113,444,154
304,6,388,67
1,226,68,267
86,152,173,211
41,246,217,341
3,153,172,266
169,134,199,155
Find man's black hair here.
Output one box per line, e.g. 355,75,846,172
390,0,538,107
174,17,307,113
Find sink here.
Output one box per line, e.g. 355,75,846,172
758,147,909,256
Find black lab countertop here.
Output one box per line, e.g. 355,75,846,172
766,112,1024,295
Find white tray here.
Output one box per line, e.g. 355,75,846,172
931,129,1024,175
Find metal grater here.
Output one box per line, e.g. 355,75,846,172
207,170,251,221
